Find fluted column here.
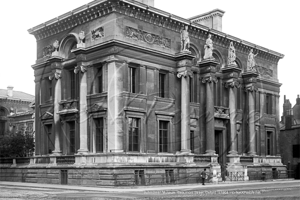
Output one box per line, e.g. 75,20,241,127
75,65,89,154
226,81,239,155
202,76,216,155
50,69,62,155
247,86,256,156
177,70,192,153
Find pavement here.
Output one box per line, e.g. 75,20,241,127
1,179,299,192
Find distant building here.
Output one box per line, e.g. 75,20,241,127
0,86,34,136
0,0,286,186
280,95,300,179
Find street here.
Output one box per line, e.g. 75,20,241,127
0,180,299,199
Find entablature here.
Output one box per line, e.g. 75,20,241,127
28,0,284,65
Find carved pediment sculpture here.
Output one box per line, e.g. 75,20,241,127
203,34,215,60
91,27,104,41
51,40,60,57
87,102,107,113
41,111,53,120
180,26,191,53
77,31,86,48
227,42,237,66
246,49,258,72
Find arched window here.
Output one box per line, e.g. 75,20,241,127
59,34,79,59
0,108,6,116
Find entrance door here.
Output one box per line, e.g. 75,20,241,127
215,130,225,165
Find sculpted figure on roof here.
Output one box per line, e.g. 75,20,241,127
203,34,214,60
227,42,237,66
247,49,258,72
180,26,190,53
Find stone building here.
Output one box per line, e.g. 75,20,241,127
0,0,286,185
0,86,34,136
280,95,300,179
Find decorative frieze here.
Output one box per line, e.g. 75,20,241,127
91,27,104,41
42,45,55,58
87,102,107,113
201,76,217,84
256,65,273,78
214,106,230,119
125,26,171,48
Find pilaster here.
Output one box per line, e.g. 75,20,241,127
75,64,89,154
176,52,194,154
48,57,63,156
242,71,259,156
199,59,219,155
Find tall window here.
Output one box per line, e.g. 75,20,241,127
0,108,6,136
48,79,52,100
68,121,76,154
159,72,167,98
266,94,273,114
159,121,168,152
129,66,139,93
190,131,195,153
45,124,53,154
293,145,300,158
128,118,140,151
70,71,76,99
96,67,103,93
266,131,272,155
95,118,104,152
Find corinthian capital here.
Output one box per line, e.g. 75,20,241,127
245,85,256,92
224,80,240,88
74,65,87,74
177,70,193,78
202,76,217,84
49,69,62,80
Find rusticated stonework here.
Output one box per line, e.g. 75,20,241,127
125,26,171,48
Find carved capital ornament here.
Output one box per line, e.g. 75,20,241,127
74,65,87,74
49,69,62,80
202,76,217,84
177,70,193,78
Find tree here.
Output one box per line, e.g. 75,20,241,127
0,131,35,157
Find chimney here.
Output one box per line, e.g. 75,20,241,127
134,0,154,7
7,86,14,97
189,9,225,32
297,95,300,105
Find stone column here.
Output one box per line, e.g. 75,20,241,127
75,65,89,154
177,70,192,153
107,56,124,152
226,81,238,155
247,86,256,156
50,69,62,155
202,76,216,155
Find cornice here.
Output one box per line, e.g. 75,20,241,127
28,0,284,62
256,77,282,88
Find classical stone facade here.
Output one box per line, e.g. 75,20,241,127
0,86,34,136
0,0,286,186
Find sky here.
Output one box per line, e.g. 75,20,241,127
0,0,299,114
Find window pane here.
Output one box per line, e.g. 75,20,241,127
95,118,104,152
128,118,139,151
159,73,165,98
159,121,168,152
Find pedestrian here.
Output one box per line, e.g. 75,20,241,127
221,165,227,182
201,168,207,185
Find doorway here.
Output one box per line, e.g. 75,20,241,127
215,130,225,165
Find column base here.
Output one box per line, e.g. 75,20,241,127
77,149,89,155
248,151,256,156
228,150,238,156
227,154,240,164
205,150,216,155
179,149,191,154
51,150,62,156
110,149,124,153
